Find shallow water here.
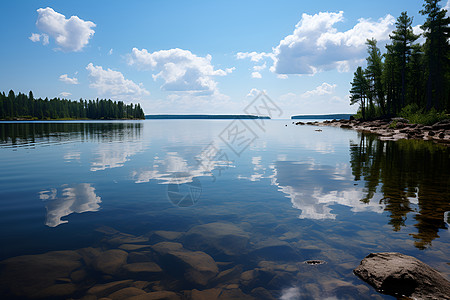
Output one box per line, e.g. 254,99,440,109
0,120,449,299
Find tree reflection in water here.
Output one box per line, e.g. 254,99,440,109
350,132,450,249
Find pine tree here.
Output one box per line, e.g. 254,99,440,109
421,0,450,110
390,11,420,109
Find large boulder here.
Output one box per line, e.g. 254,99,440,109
183,222,250,256
92,249,128,275
151,242,219,286
0,250,82,298
354,252,450,299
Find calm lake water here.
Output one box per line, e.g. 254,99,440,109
0,120,449,299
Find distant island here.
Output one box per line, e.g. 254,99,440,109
291,114,352,120
146,114,270,119
0,90,145,120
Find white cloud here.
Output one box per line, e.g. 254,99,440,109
247,88,265,98
108,48,113,55
59,92,72,98
29,33,41,42
301,82,337,98
277,74,289,79
251,71,262,78
128,48,233,94
59,74,79,84
29,33,49,45
86,63,149,98
238,11,395,76
272,12,395,75
253,63,266,71
34,7,96,52
236,51,273,62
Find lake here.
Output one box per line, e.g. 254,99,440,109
0,120,449,299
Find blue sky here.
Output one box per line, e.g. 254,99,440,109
0,0,444,118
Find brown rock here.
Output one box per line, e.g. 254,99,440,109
183,222,250,256
71,269,88,283
128,291,181,300
104,233,149,246
87,280,133,298
108,287,146,300
92,249,128,275
152,242,219,286
0,250,82,298
210,265,243,285
123,262,162,279
354,252,450,299
152,230,183,241
119,244,152,251
251,287,276,300
77,247,103,267
190,288,222,300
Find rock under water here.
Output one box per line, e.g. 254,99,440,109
354,252,450,299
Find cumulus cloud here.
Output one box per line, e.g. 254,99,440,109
59,74,79,84
33,7,96,52
128,48,233,94
301,82,337,98
251,72,262,78
86,63,149,98
238,11,395,76
272,12,395,74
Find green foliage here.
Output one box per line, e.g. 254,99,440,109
399,103,448,125
389,120,398,129
0,90,145,120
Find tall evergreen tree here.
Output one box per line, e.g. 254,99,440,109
365,39,385,115
350,67,370,119
390,11,419,109
420,0,450,110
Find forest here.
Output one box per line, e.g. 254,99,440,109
0,90,145,120
350,0,450,123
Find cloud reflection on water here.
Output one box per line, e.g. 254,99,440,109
133,149,233,185
40,183,101,227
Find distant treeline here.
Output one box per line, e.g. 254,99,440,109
291,114,353,120
0,90,145,120
146,114,270,119
350,0,450,120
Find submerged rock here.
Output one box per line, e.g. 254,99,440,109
151,242,219,286
151,230,183,242
123,262,163,279
108,287,146,300
92,249,128,275
87,280,134,298
0,250,82,298
354,252,450,299
183,222,250,256
127,290,181,300
250,238,299,260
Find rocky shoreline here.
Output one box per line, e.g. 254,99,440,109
295,118,450,144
